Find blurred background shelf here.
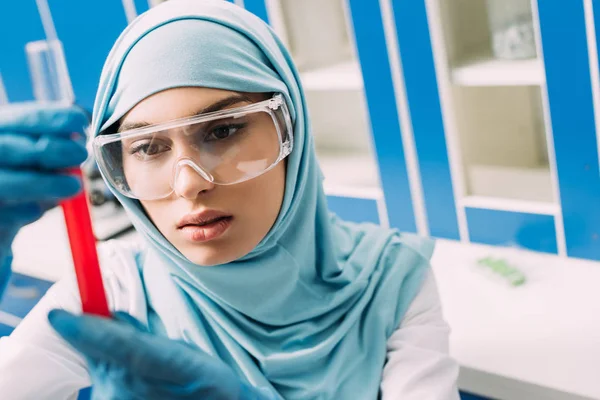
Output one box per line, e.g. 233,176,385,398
451,51,544,87
300,60,362,91
270,0,383,203
447,83,554,212
317,150,381,199
467,164,554,205
460,196,558,216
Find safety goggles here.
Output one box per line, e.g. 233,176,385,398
93,94,293,200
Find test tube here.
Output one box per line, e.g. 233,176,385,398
26,39,110,317
0,73,8,105
26,39,74,104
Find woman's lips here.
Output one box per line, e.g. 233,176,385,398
179,216,233,242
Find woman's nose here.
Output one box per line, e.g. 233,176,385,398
172,162,215,199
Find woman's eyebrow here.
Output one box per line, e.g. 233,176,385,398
117,93,254,133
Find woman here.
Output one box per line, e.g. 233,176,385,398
0,0,459,398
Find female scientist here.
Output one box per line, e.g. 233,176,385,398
0,1,459,398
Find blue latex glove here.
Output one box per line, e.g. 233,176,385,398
48,310,278,400
0,103,88,298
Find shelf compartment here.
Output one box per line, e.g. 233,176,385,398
436,0,544,88
452,52,544,87
277,0,353,71
450,85,556,207
467,164,554,205
316,150,382,199
300,60,363,91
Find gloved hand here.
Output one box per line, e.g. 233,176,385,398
48,310,278,400
0,103,88,298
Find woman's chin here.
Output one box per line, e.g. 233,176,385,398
180,244,244,267
184,251,230,267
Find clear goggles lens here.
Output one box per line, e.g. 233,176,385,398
93,94,293,200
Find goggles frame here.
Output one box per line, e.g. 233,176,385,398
93,93,293,200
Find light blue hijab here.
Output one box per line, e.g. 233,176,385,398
91,1,434,398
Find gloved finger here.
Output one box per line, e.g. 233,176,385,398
0,133,88,169
112,311,150,332
0,170,82,202
0,223,19,248
0,103,89,136
0,203,45,225
88,362,144,400
98,312,225,399
0,251,12,299
48,310,208,385
38,200,59,213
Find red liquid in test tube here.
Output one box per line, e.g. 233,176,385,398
61,169,110,317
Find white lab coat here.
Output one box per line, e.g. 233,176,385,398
0,241,460,399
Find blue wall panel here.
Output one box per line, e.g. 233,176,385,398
460,392,490,400
0,324,13,337
326,196,380,225
48,0,129,111
538,1,600,260
134,0,150,15
346,0,417,233
0,1,46,102
0,273,54,338
391,0,460,240
0,273,53,319
466,208,558,254
243,0,270,24
78,387,92,400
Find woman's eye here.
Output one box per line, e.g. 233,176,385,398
129,142,169,159
206,123,246,141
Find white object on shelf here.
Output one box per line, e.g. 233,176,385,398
452,53,545,86
432,239,600,400
485,0,538,60
300,60,363,91
317,150,381,199
468,164,554,204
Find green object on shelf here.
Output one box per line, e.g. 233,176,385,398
476,256,527,286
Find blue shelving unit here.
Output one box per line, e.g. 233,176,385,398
390,0,600,261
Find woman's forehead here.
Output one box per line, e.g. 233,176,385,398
119,88,260,130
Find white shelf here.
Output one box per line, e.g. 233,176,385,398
324,184,383,200
461,196,559,216
461,163,559,215
300,60,363,91
317,150,382,199
468,164,555,205
452,53,545,86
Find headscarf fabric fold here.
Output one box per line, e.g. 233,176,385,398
91,1,434,398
